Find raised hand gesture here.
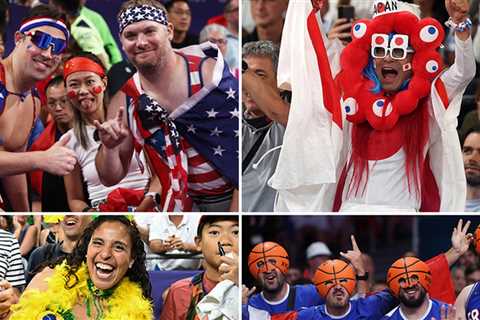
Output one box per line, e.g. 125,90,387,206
340,235,365,274
445,0,469,24
93,106,129,149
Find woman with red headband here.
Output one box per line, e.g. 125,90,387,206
62,52,159,212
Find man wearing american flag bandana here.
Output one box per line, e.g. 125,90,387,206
95,0,239,212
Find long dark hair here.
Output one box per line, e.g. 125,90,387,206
50,216,151,300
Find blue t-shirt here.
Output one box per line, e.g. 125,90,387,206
382,299,448,319
243,284,323,320
296,290,396,320
466,282,480,320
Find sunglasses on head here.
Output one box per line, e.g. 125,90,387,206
24,30,67,55
371,33,414,60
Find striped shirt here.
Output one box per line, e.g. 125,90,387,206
0,229,26,289
122,49,234,211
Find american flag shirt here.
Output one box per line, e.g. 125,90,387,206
122,42,239,211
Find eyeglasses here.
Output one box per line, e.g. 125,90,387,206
208,38,227,45
24,30,67,55
371,33,414,60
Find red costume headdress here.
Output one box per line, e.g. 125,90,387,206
334,0,445,201
338,0,444,131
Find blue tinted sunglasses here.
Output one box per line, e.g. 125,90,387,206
24,30,67,55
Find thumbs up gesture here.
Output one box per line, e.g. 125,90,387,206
36,133,77,176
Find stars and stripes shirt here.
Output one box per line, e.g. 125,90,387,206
0,229,26,289
122,43,238,211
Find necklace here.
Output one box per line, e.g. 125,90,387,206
85,279,115,320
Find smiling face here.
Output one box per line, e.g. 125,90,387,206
16,25,65,81
398,282,427,308
86,221,134,290
65,71,106,116
121,20,173,70
61,215,91,241
257,258,287,293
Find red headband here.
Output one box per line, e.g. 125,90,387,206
63,57,105,80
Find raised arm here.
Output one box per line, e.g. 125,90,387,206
242,68,289,126
441,0,476,101
445,219,473,266
340,235,368,296
95,91,134,186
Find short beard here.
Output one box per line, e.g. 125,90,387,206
466,173,480,187
399,287,427,308
260,272,286,296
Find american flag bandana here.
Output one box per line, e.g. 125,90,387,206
118,5,168,34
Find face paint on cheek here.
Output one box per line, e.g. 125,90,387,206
67,90,77,99
91,86,103,95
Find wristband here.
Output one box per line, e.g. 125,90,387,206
82,206,91,212
445,17,472,32
145,192,161,209
356,272,369,281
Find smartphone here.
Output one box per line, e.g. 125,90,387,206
338,5,354,43
338,5,355,21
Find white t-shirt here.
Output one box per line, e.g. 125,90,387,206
66,126,150,205
341,149,420,212
149,215,201,271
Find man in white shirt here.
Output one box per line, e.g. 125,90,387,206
149,215,201,270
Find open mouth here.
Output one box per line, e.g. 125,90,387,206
403,286,418,297
264,272,277,282
381,67,398,80
95,262,115,279
63,218,77,227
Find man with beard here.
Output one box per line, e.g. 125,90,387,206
243,236,365,319
462,126,480,211
26,215,91,283
243,242,323,319
95,0,239,212
291,259,396,320
267,220,471,319
382,257,450,319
